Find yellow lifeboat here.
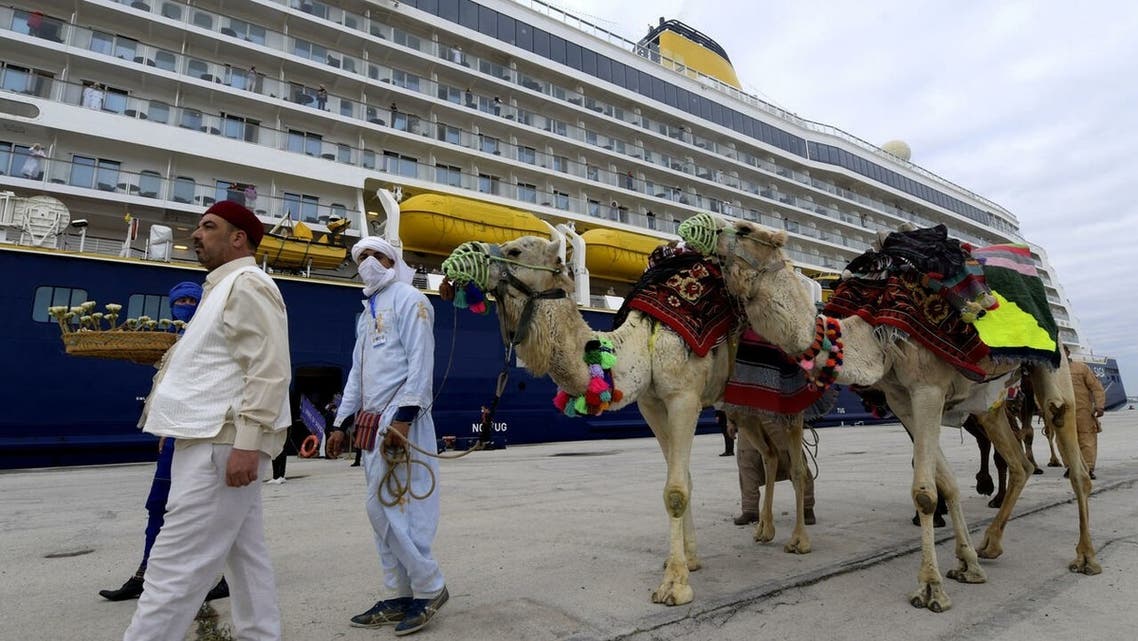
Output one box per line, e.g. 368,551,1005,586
580,228,663,283
255,218,349,271
399,193,550,257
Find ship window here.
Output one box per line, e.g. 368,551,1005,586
551,155,568,172
0,142,12,175
392,70,420,91
518,147,535,165
587,199,600,217
435,164,462,187
192,12,213,30
337,144,352,164
438,0,458,22
437,85,461,104
516,22,532,50
598,58,613,84
517,182,536,203
153,50,175,71
114,37,139,62
0,65,32,94
147,101,170,123
479,135,499,155
581,49,596,76
497,13,515,45
478,174,500,195
478,6,496,38
549,35,566,64
532,28,549,57
393,29,422,51
566,42,581,69
383,151,418,178
89,31,114,56
362,150,376,170
127,294,171,322
287,130,323,156
458,0,478,30
283,192,320,223
553,191,569,210
138,171,162,198
103,87,128,114
32,287,89,323
173,177,196,203
436,123,461,144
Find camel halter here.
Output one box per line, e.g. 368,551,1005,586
441,241,567,347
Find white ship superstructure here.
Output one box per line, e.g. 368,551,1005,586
0,0,1080,343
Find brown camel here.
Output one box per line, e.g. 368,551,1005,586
441,237,733,605
696,218,1097,612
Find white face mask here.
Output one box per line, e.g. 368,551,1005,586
359,255,396,295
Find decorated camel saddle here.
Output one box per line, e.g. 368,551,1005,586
825,224,1060,380
612,243,740,357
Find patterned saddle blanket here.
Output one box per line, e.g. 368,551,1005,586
613,246,739,357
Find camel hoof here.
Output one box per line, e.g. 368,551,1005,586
686,557,702,572
783,537,812,555
1033,466,1044,475
1069,556,1103,576
754,522,775,543
977,544,1003,560
987,495,1004,509
1047,460,1062,467
947,564,986,584
909,583,951,612
975,473,994,496
651,582,694,606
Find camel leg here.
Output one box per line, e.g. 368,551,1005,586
1016,409,1043,473
963,416,994,496
1043,417,1063,467
783,414,812,554
887,388,955,612
1031,365,1100,575
754,432,777,544
639,394,699,606
975,407,1032,559
937,448,986,585
989,450,1008,508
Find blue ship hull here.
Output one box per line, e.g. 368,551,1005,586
0,248,885,469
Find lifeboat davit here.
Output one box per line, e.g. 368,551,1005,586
399,194,550,257
580,228,663,283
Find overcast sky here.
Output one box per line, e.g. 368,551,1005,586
553,0,1138,397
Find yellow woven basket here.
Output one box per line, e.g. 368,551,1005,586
61,331,178,365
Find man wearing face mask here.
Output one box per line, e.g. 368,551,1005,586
326,236,449,636
100,281,230,603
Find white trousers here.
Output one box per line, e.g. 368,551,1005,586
362,445,445,599
124,444,280,641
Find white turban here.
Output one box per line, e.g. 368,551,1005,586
351,236,415,285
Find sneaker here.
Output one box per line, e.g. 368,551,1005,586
99,575,144,601
350,597,412,628
394,586,449,636
205,577,229,601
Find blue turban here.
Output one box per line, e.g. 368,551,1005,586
168,281,203,324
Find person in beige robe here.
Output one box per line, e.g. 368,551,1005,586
1066,347,1105,478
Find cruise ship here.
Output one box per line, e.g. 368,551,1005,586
0,0,1124,468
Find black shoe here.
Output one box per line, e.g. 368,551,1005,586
349,461,361,467
733,511,759,525
394,586,449,636
350,597,412,628
99,576,144,601
933,513,946,528
205,577,229,601
719,451,734,457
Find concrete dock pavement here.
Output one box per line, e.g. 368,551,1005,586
2,411,1137,641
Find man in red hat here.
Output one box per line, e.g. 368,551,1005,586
124,202,290,641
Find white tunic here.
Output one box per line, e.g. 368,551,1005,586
335,281,445,598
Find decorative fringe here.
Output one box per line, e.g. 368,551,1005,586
452,282,489,315
795,316,844,390
553,338,623,416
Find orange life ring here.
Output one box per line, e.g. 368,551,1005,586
299,434,320,458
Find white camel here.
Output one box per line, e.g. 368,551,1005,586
700,218,1098,612
442,237,733,605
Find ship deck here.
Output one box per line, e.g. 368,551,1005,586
4,413,1138,640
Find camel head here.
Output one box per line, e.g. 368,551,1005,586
708,219,817,353
442,235,575,344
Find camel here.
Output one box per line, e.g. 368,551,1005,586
441,237,734,605
697,218,1098,612
730,411,814,553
